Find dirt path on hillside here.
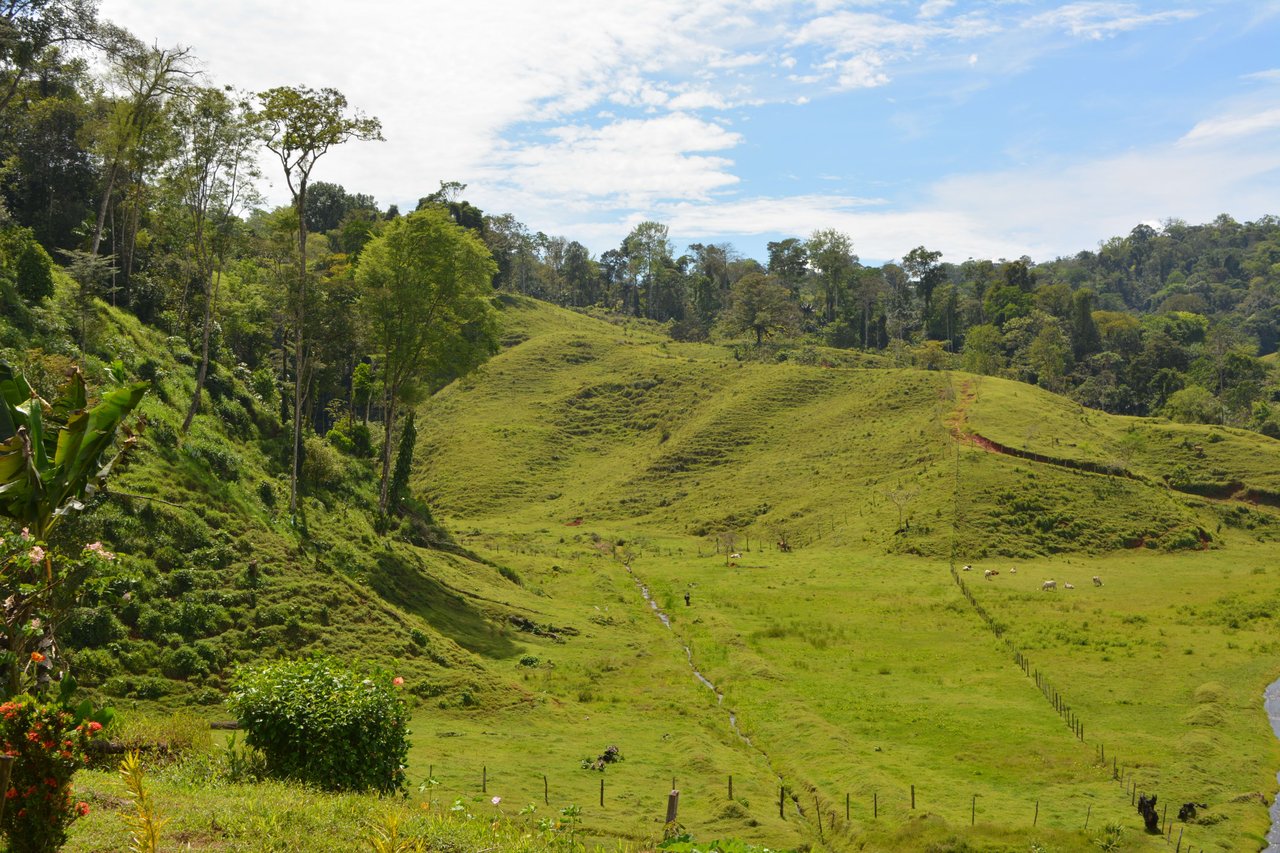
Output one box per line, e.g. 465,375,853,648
946,378,1280,511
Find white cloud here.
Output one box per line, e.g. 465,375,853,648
484,114,742,208
1025,2,1199,40
919,0,956,20
1181,106,1280,144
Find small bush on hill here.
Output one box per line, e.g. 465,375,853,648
228,656,409,794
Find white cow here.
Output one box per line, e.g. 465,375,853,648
1042,580,1057,591
984,569,999,580
729,552,741,559
1009,567,1017,575
1064,582,1075,590
962,564,972,572
1092,576,1103,587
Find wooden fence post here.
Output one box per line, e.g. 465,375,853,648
874,792,878,819
911,784,915,809
544,774,549,805
728,775,733,800
779,786,785,819
846,792,850,822
482,765,487,793
666,789,680,825
971,794,976,825
1084,803,1091,829
1033,800,1039,826
600,777,604,807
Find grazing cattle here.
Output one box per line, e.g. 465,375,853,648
1064,582,1075,590
984,569,999,579
1009,567,1017,574
962,564,972,571
729,552,741,560
1042,580,1057,591
1092,576,1103,587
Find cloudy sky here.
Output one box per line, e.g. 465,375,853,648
99,0,1280,264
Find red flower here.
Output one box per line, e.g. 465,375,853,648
25,731,39,743
86,721,102,733
30,651,45,663
76,801,89,816
393,676,405,686
4,788,16,800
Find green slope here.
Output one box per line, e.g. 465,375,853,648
404,296,1280,851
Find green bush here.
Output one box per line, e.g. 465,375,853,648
228,656,409,793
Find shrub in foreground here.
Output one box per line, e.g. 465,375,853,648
0,695,106,853
228,656,408,793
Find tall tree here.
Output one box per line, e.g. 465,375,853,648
255,85,381,516
356,207,497,514
806,229,856,324
623,221,673,318
902,246,943,314
767,238,808,294
89,41,195,266
721,272,800,345
169,86,260,432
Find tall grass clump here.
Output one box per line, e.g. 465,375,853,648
228,656,409,793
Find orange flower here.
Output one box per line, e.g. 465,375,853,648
29,652,45,663
76,801,89,816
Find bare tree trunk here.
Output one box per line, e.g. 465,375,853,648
182,256,220,433
289,187,308,517
378,393,397,515
90,160,120,257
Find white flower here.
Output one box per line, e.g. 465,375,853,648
491,796,501,806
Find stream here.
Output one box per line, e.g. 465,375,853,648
624,564,752,745
1266,678,1280,852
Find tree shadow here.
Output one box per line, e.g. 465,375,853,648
369,551,521,659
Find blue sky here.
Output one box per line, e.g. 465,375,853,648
100,0,1280,264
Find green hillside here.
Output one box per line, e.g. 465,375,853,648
401,295,1280,851
11,291,1280,851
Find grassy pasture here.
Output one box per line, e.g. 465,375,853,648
50,296,1280,851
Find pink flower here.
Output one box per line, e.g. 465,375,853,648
28,546,45,563
491,796,501,806
19,528,30,541
84,542,114,561
392,677,404,686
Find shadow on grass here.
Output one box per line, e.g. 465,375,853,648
370,551,521,659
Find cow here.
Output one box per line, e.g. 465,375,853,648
984,569,999,580
1092,576,1103,587
729,552,741,560
1009,567,1017,574
1064,582,1075,590
1042,580,1057,591
962,564,972,572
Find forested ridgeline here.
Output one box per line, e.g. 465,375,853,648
5,3,1280,458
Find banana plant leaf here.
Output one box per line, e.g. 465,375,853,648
0,360,147,538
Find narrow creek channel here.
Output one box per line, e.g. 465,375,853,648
624,564,752,745
622,561,834,849
1266,678,1280,852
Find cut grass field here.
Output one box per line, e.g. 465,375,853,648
51,294,1280,851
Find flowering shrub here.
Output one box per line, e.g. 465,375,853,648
228,657,409,794
0,696,105,853
0,529,124,697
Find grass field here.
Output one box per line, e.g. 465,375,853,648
55,295,1280,851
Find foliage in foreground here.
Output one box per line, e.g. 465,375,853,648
0,694,105,853
228,656,409,794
